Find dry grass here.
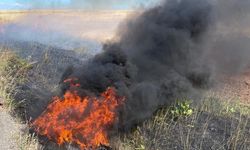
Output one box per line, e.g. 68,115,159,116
15,129,39,150
0,49,32,113
114,96,250,150
0,11,26,23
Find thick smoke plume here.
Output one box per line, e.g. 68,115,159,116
61,0,250,129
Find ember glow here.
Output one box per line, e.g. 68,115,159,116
32,79,124,149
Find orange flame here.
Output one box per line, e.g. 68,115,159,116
32,79,124,149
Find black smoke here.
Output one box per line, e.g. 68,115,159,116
61,0,250,129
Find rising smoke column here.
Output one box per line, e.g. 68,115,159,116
61,0,250,130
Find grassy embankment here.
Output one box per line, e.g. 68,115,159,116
0,49,39,150
0,49,249,150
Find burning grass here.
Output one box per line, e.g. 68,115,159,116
32,83,124,149
29,88,249,150
0,39,249,150
1,48,248,150
0,51,249,149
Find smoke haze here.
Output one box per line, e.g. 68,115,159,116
61,0,250,130
8,0,158,10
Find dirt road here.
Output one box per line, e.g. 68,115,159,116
0,106,25,150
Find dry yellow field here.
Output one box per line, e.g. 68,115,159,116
0,10,134,41
0,11,26,23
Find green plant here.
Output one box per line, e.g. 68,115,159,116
170,100,193,120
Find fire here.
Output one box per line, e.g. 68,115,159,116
32,79,124,149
